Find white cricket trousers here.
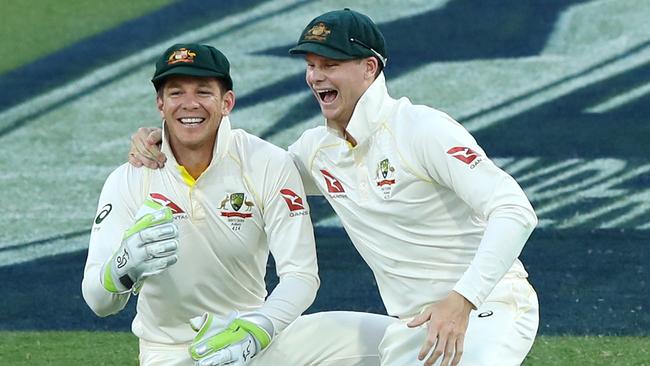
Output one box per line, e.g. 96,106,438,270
379,276,539,366
139,311,397,366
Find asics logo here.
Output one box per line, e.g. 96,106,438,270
478,310,494,318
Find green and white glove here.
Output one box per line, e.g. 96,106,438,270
189,312,273,366
101,199,179,294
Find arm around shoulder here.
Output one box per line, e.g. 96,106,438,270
258,148,320,333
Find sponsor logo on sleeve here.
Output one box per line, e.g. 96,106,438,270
446,146,483,169
280,189,305,211
149,193,186,214
478,310,494,318
280,189,309,217
320,169,347,198
94,203,112,225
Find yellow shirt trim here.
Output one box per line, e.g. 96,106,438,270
177,165,196,187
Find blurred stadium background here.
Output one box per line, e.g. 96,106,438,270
1,0,648,364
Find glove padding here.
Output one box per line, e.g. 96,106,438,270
102,199,179,293
189,312,273,366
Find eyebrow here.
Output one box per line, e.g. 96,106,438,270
165,81,214,89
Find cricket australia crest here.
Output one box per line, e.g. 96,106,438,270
167,48,196,65
218,192,254,231
375,158,396,199
303,22,331,41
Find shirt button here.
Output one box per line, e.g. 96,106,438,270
193,203,205,219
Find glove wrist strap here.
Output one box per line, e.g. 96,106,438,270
119,274,134,290
234,319,272,350
101,262,133,295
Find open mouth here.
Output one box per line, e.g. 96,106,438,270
316,89,338,104
178,117,205,125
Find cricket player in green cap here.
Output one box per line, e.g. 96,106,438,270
83,42,393,366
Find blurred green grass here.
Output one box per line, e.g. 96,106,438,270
0,332,648,365
0,0,175,74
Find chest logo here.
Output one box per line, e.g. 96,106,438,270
447,146,483,168
376,159,396,186
320,169,346,194
149,193,186,217
218,193,254,218
374,158,396,199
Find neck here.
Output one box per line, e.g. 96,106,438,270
169,140,215,180
343,128,357,147
328,118,357,146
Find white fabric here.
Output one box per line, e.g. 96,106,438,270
83,117,319,344
139,311,398,366
288,73,538,316
379,277,539,365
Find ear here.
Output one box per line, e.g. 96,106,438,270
364,57,379,80
156,94,165,118
221,90,236,116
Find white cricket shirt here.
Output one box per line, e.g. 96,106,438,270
83,117,319,344
289,74,537,318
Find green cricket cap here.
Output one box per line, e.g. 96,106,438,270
152,43,233,91
289,8,387,67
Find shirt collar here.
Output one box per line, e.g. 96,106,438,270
333,72,395,146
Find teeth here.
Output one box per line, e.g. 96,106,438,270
316,89,337,103
179,117,204,124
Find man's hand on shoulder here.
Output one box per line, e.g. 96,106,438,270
189,312,273,366
128,127,166,169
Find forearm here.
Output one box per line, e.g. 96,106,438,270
453,204,537,308
257,273,319,335
81,262,130,317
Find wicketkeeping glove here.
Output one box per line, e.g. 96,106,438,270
101,199,179,294
189,312,273,366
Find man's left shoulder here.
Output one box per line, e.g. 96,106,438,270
397,101,455,124
232,129,291,161
392,101,463,136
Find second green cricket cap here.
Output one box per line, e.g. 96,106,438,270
289,8,387,66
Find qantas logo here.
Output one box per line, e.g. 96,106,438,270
320,170,345,193
446,146,482,167
149,193,185,214
280,189,305,211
